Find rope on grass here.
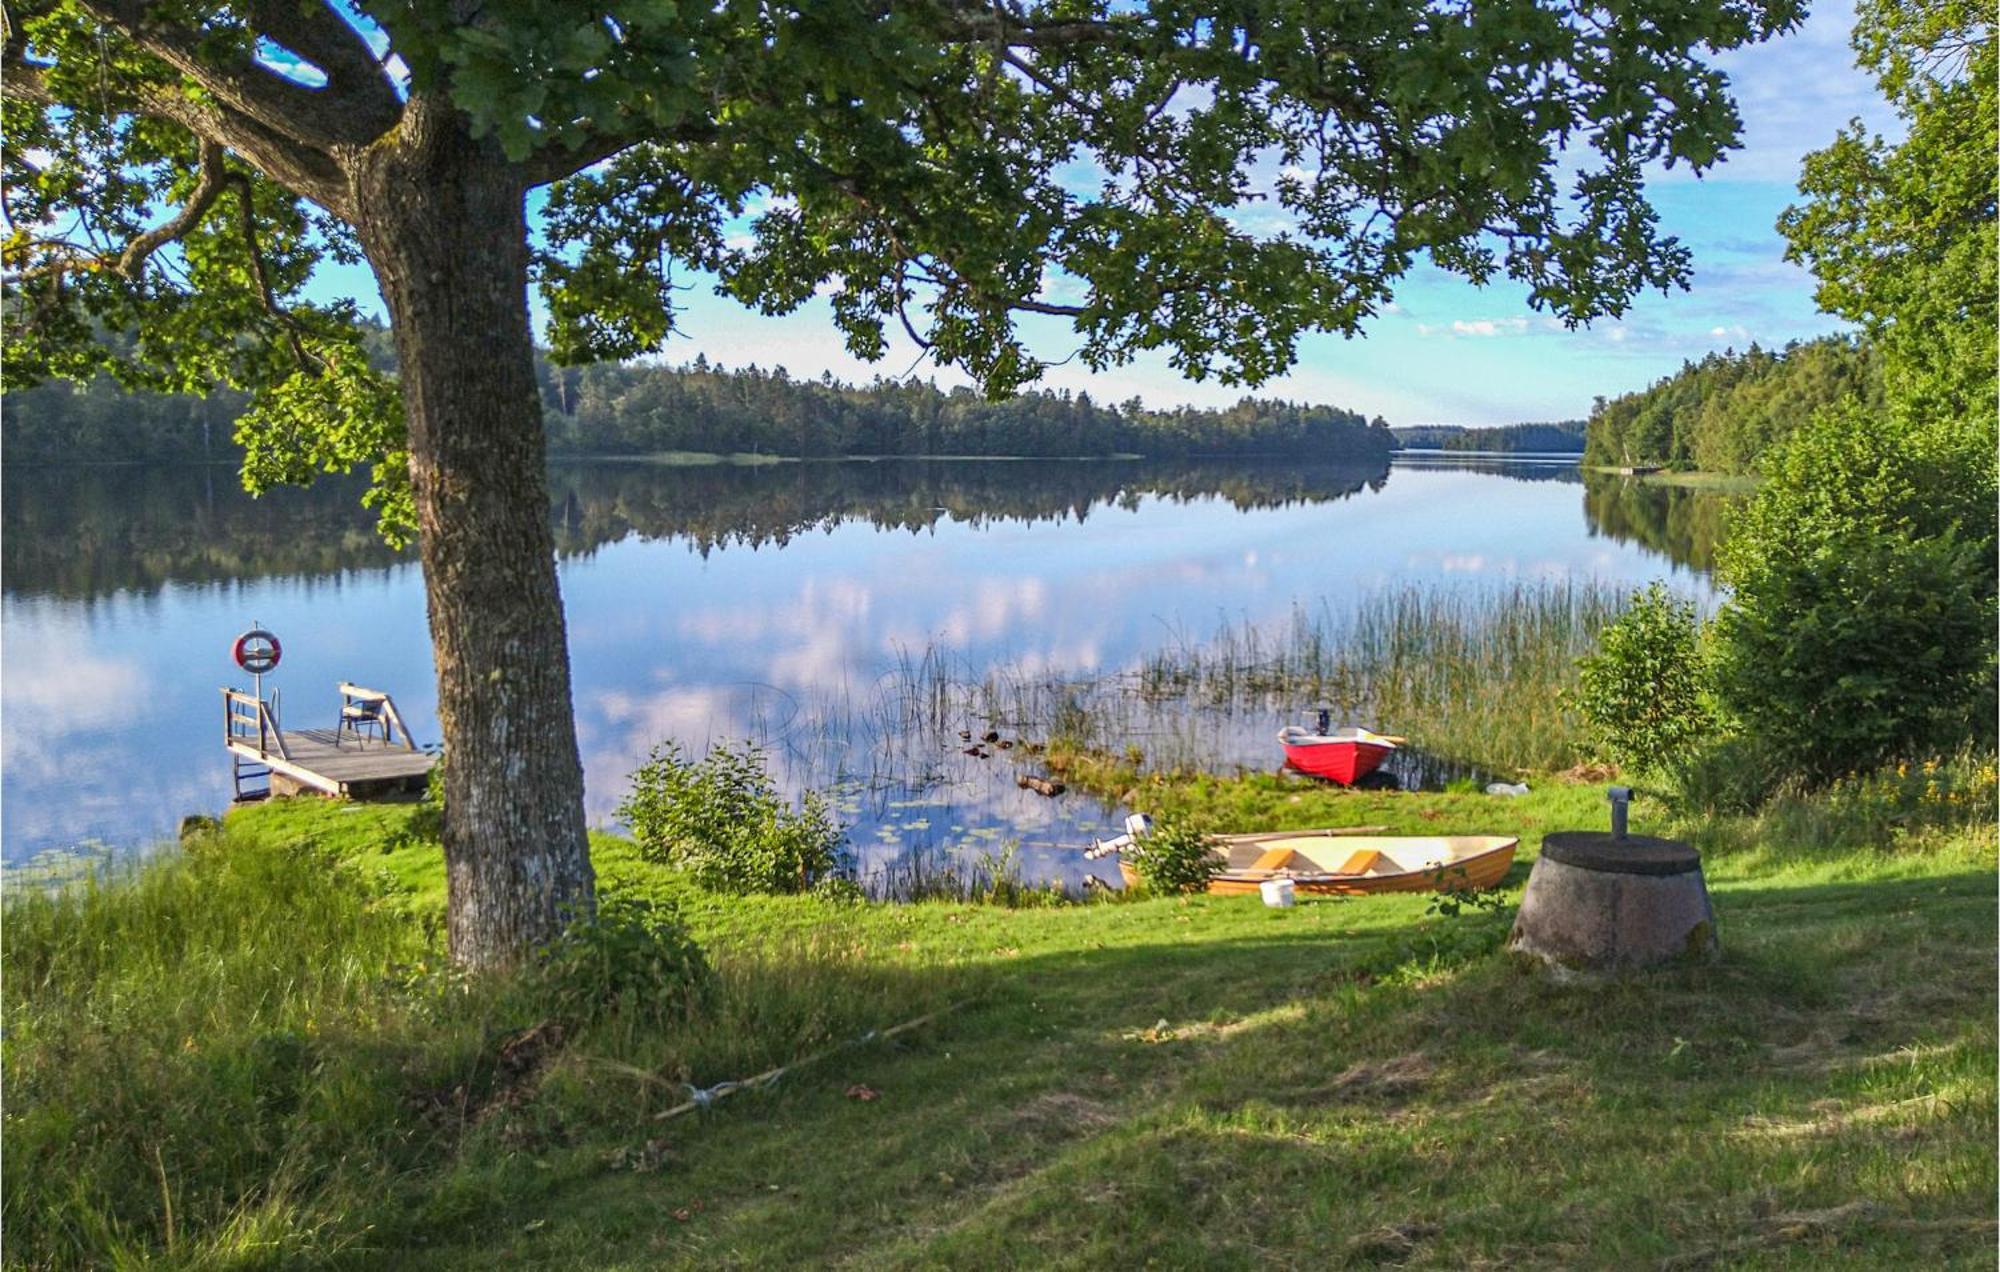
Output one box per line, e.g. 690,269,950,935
604,1001,967,1125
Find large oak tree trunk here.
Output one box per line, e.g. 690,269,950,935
353,111,594,969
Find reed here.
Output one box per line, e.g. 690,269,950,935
863,842,1086,906
731,582,1630,842
967,580,1629,777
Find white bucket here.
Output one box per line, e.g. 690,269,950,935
1260,878,1296,908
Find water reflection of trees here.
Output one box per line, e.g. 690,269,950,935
5,459,1391,598
1388,454,1584,484
549,458,1389,556
1580,472,1735,573
1,466,410,600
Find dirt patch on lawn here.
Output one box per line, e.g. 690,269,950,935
1015,1090,1118,1131
1263,1052,1437,1109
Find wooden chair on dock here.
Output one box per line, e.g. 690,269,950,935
222,683,432,800
337,683,414,748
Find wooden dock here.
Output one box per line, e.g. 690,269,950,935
224,684,435,799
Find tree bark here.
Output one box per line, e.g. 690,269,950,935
352,108,594,969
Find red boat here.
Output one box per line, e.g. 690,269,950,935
1279,725,1400,785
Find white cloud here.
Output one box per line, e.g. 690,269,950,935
1415,316,1536,338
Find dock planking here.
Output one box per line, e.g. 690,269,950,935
224,685,435,799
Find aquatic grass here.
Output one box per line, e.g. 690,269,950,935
864,841,1089,906
965,580,1630,778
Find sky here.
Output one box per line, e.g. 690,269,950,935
306,1,1898,428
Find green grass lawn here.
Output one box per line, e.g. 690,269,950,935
5,777,1993,1268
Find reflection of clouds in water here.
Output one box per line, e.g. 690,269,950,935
3,628,151,731
1002,642,1105,678
924,576,1050,649
578,682,748,822
5,457,1726,874
765,628,864,694
2,614,165,839
2,731,221,856
573,669,1131,886
675,575,877,647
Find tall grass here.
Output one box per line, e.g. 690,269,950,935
1138,582,1624,768
3,834,455,1265
2,829,963,1267
955,581,1628,776
864,842,1089,906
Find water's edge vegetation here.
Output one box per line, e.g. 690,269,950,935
6,759,1992,1266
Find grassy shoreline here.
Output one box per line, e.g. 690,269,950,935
1587,465,1764,493
6,766,1993,1267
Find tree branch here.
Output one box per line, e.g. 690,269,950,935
2,139,241,287
7,33,350,212
134,81,351,212
224,169,315,367
116,139,231,276
77,0,391,150
1008,296,1088,316
245,0,401,137
930,2,1144,50
519,124,643,187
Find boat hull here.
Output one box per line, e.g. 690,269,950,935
1118,833,1518,897
1280,738,1394,785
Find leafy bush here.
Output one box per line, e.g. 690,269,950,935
1575,582,1717,775
809,876,865,905
1126,820,1220,895
618,741,846,894
1807,753,2000,844
1713,407,1997,782
1673,734,1788,814
525,895,710,1029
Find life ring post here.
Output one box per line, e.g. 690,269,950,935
232,624,283,708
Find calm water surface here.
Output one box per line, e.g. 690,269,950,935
1,455,1729,883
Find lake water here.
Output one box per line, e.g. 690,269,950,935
1,454,1729,884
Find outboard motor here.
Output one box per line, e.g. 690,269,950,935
1086,812,1154,859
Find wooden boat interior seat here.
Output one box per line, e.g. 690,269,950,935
1217,834,1500,878
1334,848,1382,876
1130,833,1519,897
1250,847,1297,872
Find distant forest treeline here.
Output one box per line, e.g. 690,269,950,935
542,357,1392,460
1391,421,1585,452
6,458,1726,601
1,337,1393,464
2,458,1395,597
1582,336,1881,473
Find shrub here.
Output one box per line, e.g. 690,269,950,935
1126,820,1220,895
1674,734,1788,814
525,895,710,1030
1804,752,2000,845
617,741,846,894
809,876,865,905
1713,406,1997,782
1575,582,1717,776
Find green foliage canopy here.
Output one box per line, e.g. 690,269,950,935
1576,582,1716,776
1127,820,1222,896
1778,0,1998,435
1581,336,1882,472
1706,1,1996,782
1712,403,1996,780
8,0,1804,521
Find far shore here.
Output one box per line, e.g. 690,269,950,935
1587,466,1762,492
